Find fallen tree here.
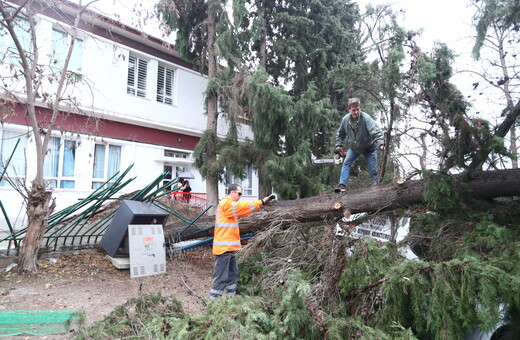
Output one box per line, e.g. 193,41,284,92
164,168,520,241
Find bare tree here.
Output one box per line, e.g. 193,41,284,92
0,0,98,272
464,0,520,168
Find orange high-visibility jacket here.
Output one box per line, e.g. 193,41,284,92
213,196,263,255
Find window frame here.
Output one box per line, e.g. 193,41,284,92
43,137,77,189
50,27,84,74
0,16,34,65
237,110,253,127
92,143,122,189
0,129,28,187
127,55,148,98
156,64,175,105
225,165,253,196
164,150,188,159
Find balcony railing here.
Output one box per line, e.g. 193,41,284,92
169,192,208,211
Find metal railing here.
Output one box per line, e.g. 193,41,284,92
169,192,208,211
0,162,216,255
0,165,187,254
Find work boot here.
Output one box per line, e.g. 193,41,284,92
336,184,346,192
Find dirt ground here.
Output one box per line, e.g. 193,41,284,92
0,247,214,339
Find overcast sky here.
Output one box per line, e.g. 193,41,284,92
357,0,475,51
356,0,482,107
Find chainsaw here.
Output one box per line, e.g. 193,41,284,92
313,149,346,164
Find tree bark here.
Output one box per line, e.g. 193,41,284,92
164,168,520,241
468,99,520,172
204,5,219,214
18,184,54,272
3,1,91,272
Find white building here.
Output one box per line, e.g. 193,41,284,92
0,0,259,233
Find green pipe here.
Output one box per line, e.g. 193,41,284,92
83,212,115,244
176,205,214,237
44,167,135,247
150,178,179,202
153,201,192,224
53,177,135,247
0,139,20,182
131,173,170,201
0,200,17,248
1,164,209,253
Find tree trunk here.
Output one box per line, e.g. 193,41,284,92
204,6,219,213
380,99,395,181
468,99,520,172
510,125,518,169
256,8,269,199
164,168,520,241
18,183,53,272
258,7,267,68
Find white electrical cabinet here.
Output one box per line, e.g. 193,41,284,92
128,224,166,278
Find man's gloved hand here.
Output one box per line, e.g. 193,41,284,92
334,146,343,154
262,194,276,205
379,144,385,151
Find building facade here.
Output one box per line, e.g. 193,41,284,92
0,0,258,232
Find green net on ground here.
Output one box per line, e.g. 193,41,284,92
0,309,84,337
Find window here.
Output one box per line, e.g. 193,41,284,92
157,65,175,104
225,165,253,196
0,130,27,187
44,137,76,189
164,150,188,159
162,165,173,191
50,28,83,72
161,165,185,191
175,166,185,178
92,144,121,189
0,17,33,64
237,110,253,127
127,55,147,97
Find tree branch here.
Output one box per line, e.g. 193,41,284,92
348,276,389,298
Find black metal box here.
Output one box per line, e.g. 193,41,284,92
100,200,169,257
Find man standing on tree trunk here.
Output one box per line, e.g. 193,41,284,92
335,98,384,191
209,184,275,301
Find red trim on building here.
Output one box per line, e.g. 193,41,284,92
2,105,199,150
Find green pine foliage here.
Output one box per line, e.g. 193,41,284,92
338,240,399,297
237,252,266,296
75,292,185,339
421,171,472,215
274,270,320,340
75,275,319,340
472,0,520,59
157,0,208,73
324,318,418,340
77,199,520,339
380,257,518,339
411,44,509,174
411,199,520,263
170,297,277,340
193,130,223,180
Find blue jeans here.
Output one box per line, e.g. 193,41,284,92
210,252,238,300
339,148,378,187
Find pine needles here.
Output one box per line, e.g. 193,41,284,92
76,200,520,339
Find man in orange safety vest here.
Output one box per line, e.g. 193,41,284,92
209,184,275,301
